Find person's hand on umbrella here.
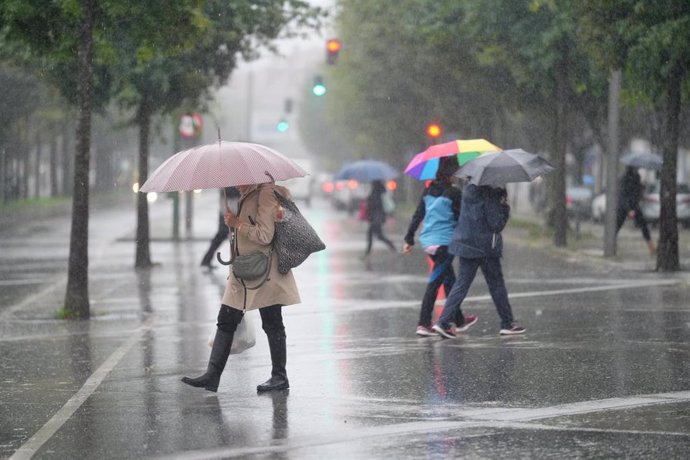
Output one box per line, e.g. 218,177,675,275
224,211,243,230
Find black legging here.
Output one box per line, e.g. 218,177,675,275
616,204,651,241
365,222,395,255
218,304,285,336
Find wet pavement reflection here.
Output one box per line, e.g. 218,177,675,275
1,191,690,458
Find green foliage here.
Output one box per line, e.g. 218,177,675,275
321,0,608,168
579,0,690,105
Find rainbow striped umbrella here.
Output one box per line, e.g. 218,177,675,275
404,139,501,180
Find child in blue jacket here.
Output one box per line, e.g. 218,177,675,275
403,157,464,336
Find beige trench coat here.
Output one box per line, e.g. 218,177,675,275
222,183,301,311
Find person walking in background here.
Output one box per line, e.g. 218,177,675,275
403,157,463,337
200,186,240,269
183,182,301,393
432,184,525,338
363,179,396,259
616,166,656,256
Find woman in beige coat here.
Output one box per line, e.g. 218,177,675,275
182,182,301,393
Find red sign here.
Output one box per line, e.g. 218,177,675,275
179,112,203,139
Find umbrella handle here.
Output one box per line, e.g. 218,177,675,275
265,171,275,183
216,251,231,265
216,228,235,266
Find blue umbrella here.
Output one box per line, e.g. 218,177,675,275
334,160,399,182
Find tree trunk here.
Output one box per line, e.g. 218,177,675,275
50,126,59,197
135,102,152,269
549,59,568,247
656,64,681,272
63,0,94,318
61,120,73,196
20,117,29,199
34,130,42,198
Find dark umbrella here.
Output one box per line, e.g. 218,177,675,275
619,151,663,170
456,149,555,186
334,160,399,182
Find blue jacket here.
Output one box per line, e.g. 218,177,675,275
404,181,462,248
449,184,510,259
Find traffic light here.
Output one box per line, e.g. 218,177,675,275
326,38,341,65
426,123,442,139
312,75,326,96
277,118,289,133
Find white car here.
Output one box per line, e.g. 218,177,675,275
641,183,690,227
591,192,606,222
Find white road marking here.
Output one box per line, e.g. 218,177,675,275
9,316,153,460
0,276,64,321
0,279,45,287
294,279,680,314
157,390,690,459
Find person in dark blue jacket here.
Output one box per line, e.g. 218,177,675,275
364,180,396,258
403,157,464,336
432,184,525,337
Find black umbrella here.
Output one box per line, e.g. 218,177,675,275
456,149,555,186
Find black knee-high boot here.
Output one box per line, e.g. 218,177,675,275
257,331,289,392
182,305,240,392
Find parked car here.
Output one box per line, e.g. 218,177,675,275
591,191,606,222
566,186,593,220
641,182,690,227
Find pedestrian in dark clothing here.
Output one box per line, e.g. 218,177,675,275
432,184,525,338
364,180,396,258
201,187,240,269
616,166,656,256
403,157,463,336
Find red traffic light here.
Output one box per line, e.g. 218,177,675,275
426,123,442,139
327,39,341,53
326,39,341,65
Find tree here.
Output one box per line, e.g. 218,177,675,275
104,0,324,268
579,0,690,271
0,0,202,317
326,0,608,249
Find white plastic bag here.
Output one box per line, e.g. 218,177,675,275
382,192,395,215
207,311,256,354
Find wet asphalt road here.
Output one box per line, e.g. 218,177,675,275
1,191,690,459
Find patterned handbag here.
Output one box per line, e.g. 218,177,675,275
273,191,326,274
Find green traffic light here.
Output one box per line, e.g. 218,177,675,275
312,84,326,96
312,75,326,96
277,120,289,132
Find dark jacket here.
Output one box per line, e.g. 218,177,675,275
618,168,643,210
449,184,510,259
366,182,388,225
404,180,462,247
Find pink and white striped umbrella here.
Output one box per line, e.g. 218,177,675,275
140,141,308,192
